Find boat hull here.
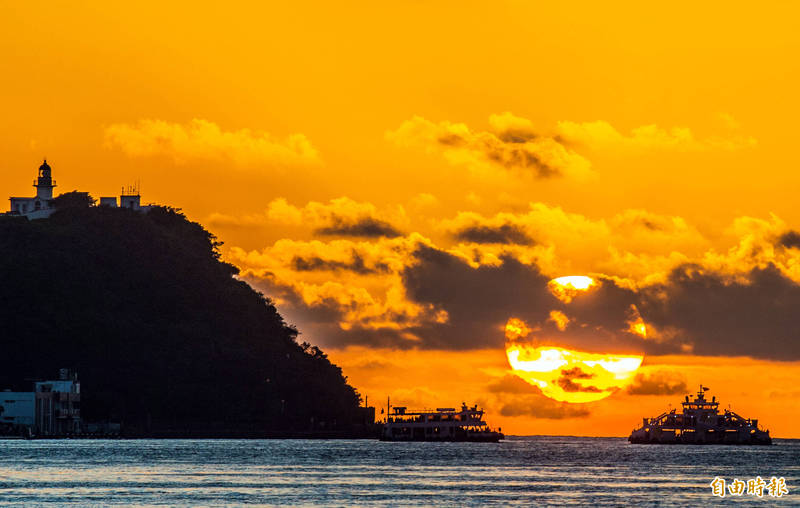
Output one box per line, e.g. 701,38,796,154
380,432,504,443
628,428,771,445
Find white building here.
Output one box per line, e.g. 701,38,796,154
7,160,150,217
0,391,36,428
100,184,149,211
0,369,82,436
35,369,81,435
8,159,57,219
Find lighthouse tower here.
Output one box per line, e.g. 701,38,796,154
8,159,58,218
35,159,56,200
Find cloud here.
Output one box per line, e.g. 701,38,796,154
240,240,553,350
453,223,535,245
638,263,800,360
209,197,407,237
247,272,431,338
234,236,641,352
556,119,757,153
222,199,800,361
498,395,591,419
387,114,594,181
778,231,800,249
400,245,553,349
268,197,406,238
105,118,320,167
488,375,591,419
557,367,602,393
316,216,402,238
228,236,421,274
399,244,650,352
487,374,542,394
440,204,707,281
627,371,688,395
232,235,446,347
291,252,390,274
386,114,755,184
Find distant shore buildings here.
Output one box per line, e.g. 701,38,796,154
0,369,81,437
7,160,149,218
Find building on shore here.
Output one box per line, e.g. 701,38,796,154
0,392,35,431
7,160,150,218
8,159,57,219
0,369,81,436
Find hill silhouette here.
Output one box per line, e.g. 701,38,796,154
0,195,366,436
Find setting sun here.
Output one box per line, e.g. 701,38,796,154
505,315,643,403
506,343,643,403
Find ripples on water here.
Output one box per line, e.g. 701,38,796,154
0,437,797,506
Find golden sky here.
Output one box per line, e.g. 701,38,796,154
2,1,800,436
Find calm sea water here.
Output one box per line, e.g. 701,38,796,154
0,437,797,506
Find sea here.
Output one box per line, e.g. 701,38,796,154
0,437,797,506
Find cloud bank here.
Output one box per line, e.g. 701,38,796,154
105,118,320,167
227,197,800,361
387,113,595,181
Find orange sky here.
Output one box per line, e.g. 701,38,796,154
2,2,799,436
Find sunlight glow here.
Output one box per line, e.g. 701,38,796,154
504,311,644,404
548,275,597,303
506,343,643,403
551,275,594,290
548,310,570,331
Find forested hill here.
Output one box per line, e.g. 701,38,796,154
0,196,364,436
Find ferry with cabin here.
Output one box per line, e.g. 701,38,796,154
381,403,504,442
629,385,771,445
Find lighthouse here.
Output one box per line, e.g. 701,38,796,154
35,159,56,200
7,159,151,218
9,159,58,218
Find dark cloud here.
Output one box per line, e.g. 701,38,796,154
778,230,800,249
400,245,649,351
487,374,542,394
557,378,602,393
315,217,402,238
349,359,393,370
496,132,537,144
245,272,344,327
291,252,389,274
627,372,688,395
556,367,601,393
453,224,535,245
560,367,594,379
437,133,466,147
497,388,592,419
248,240,800,360
491,374,592,419
482,143,559,178
242,272,417,349
637,263,800,360
253,243,647,351
401,245,554,349
637,219,663,231
499,398,591,419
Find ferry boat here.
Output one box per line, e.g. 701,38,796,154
381,403,504,442
629,385,771,445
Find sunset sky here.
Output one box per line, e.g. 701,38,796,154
2,2,800,437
